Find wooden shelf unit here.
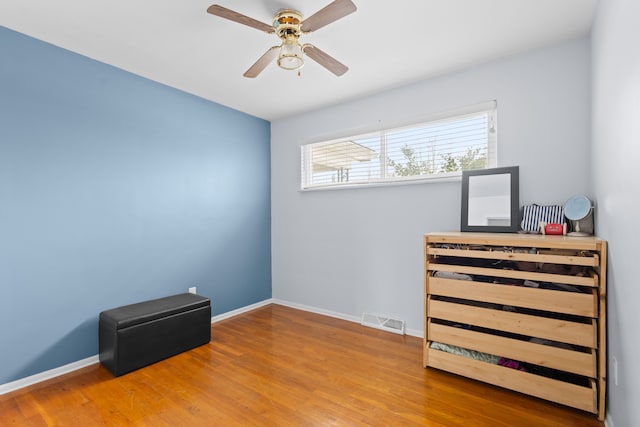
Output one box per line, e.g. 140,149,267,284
423,232,607,420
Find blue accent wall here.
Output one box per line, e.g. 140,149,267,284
0,26,271,384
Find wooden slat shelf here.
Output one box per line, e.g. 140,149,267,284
428,323,596,378
425,231,603,251
423,232,607,421
427,247,599,267
428,277,597,317
427,350,597,414
427,263,598,287
428,299,596,348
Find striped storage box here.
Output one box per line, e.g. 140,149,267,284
521,204,564,233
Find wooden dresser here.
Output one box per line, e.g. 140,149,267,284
423,232,607,420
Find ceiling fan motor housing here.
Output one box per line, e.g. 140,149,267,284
273,9,303,38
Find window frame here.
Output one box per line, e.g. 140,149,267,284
300,101,497,191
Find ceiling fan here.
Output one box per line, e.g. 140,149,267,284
207,0,357,78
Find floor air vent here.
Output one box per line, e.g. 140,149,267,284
361,313,405,335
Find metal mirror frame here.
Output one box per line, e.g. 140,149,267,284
460,166,519,233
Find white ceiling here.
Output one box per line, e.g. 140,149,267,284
0,1,597,121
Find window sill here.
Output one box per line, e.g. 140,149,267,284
299,173,462,192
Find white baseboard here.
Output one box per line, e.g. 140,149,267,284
405,328,422,338
272,299,423,338
272,298,361,323
210,298,274,323
0,355,99,396
605,414,613,427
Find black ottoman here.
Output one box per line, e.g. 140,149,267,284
99,293,211,376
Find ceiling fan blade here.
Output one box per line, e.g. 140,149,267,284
302,44,348,76
300,0,357,33
207,4,274,33
243,46,280,78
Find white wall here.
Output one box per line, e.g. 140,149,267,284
592,0,640,425
271,38,591,335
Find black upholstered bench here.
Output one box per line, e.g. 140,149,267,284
99,293,211,376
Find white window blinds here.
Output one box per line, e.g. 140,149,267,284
301,102,497,190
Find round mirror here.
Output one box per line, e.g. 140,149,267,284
564,195,594,236
565,195,591,220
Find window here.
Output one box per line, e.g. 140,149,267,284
301,102,497,190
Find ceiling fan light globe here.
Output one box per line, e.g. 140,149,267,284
278,43,305,70
278,56,304,70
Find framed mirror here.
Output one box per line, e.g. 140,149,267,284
461,166,519,233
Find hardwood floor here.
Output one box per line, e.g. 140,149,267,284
1,304,604,426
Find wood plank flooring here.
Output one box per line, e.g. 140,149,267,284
0,304,604,426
